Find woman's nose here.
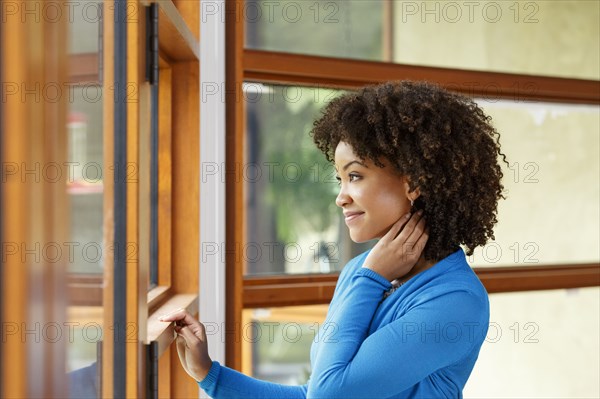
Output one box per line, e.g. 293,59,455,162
335,187,351,208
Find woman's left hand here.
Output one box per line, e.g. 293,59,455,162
362,210,428,282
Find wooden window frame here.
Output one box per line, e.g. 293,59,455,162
225,0,600,371
1,0,201,396
95,1,199,398
102,0,200,397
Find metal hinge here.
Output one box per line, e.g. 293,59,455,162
146,3,159,85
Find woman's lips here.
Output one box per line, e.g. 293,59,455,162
344,212,364,223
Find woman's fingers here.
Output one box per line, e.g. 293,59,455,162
178,325,202,346
383,213,411,242
414,227,429,252
403,215,427,249
394,210,424,244
159,309,198,327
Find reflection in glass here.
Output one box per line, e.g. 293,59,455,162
66,3,103,397
244,84,372,276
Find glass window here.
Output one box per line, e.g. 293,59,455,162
392,0,599,80
66,4,104,396
243,290,600,398
246,0,599,81
242,305,329,384
244,84,373,276
245,86,600,274
67,86,104,274
245,0,385,61
68,2,102,54
465,287,600,398
468,100,600,267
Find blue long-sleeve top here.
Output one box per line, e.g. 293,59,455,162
199,248,489,398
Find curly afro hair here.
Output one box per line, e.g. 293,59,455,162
311,81,507,261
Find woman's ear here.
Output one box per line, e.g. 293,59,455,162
403,177,421,203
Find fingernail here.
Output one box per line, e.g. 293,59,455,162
417,210,423,215
405,213,411,218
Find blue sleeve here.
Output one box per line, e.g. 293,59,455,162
307,268,487,398
198,361,308,399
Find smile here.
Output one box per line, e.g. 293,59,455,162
344,212,364,223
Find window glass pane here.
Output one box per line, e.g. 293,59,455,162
245,0,384,61
244,289,600,398
468,100,600,266
246,0,599,81
465,287,600,398
396,0,600,80
68,2,102,54
66,4,104,397
242,305,328,384
244,84,373,276
246,85,599,271
67,86,104,274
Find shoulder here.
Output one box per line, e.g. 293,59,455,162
403,249,490,322
339,250,370,281
333,250,371,295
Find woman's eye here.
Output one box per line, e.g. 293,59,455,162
335,175,341,185
349,173,360,182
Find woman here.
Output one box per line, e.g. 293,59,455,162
161,81,506,398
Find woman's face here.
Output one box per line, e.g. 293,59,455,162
334,141,413,243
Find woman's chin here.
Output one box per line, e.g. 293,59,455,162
348,229,377,243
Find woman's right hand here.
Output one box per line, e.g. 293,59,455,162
159,309,213,382
362,210,428,282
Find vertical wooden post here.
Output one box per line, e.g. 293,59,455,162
225,0,245,371
1,0,68,396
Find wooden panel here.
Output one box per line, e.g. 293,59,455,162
240,310,253,375
171,61,199,295
244,274,339,286
225,0,246,372
1,10,32,397
158,0,200,61
158,66,173,288
242,265,600,307
172,0,199,40
68,53,100,84
244,50,600,105
125,1,148,396
101,0,116,395
68,274,104,306
170,60,200,398
477,263,600,293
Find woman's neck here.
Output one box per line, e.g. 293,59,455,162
395,255,438,285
